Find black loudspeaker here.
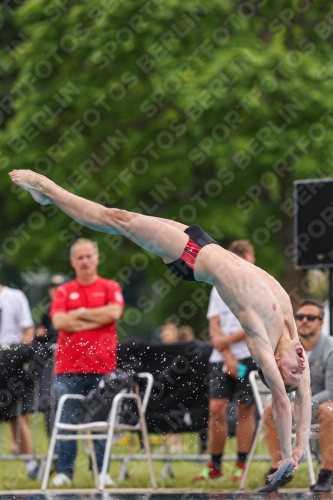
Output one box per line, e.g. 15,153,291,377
294,178,333,269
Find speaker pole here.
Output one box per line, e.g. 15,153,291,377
329,267,333,335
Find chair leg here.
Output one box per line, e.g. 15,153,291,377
161,461,174,480
41,425,59,490
87,436,99,488
239,419,263,491
99,400,118,491
118,456,130,482
306,441,316,486
137,398,157,489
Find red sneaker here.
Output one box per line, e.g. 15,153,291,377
193,461,224,481
231,461,245,481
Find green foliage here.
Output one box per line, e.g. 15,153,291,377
1,0,333,333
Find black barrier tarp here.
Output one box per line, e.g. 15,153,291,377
118,339,212,434
0,343,53,422
0,339,236,435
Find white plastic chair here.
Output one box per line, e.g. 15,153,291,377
239,370,316,490
41,372,157,491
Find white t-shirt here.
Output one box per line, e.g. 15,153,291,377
0,286,34,345
207,286,251,363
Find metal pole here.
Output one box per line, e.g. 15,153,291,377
329,267,333,335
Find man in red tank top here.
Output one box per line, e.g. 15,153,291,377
49,238,124,487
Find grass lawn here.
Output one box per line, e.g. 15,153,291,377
0,414,317,490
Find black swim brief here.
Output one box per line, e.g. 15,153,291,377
165,224,219,281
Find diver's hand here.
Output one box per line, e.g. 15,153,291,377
292,447,306,466
267,458,297,484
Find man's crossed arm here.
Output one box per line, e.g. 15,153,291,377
52,304,123,332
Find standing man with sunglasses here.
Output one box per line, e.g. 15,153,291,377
259,298,333,493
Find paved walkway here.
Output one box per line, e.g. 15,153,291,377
0,487,311,494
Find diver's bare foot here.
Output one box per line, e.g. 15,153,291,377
9,170,53,205
9,169,43,190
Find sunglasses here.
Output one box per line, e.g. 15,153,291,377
295,314,322,322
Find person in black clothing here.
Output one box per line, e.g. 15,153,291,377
35,273,68,343
35,273,68,437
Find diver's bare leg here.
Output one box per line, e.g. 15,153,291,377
156,218,188,232
9,170,188,262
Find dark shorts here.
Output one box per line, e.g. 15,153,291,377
0,374,35,422
208,358,257,406
165,225,218,281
